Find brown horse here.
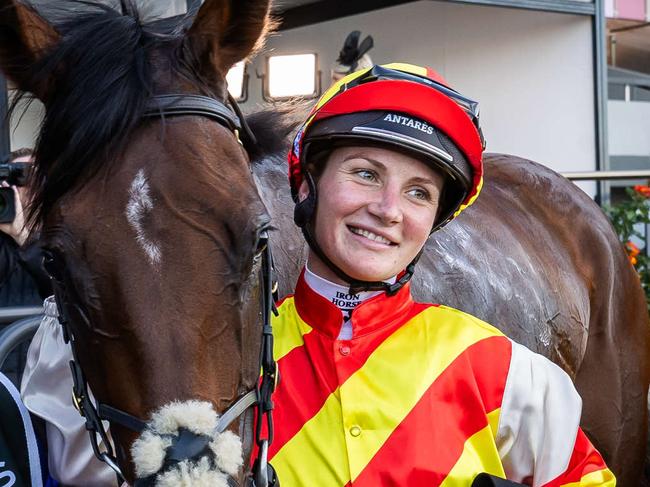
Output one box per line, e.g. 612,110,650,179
0,0,276,484
252,145,650,486
0,0,648,485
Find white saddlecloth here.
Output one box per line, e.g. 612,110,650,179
20,296,118,486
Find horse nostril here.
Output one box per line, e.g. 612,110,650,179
165,428,213,465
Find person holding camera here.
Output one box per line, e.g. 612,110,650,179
0,148,51,307
0,148,53,486
6,147,118,484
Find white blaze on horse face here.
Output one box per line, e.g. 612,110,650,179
126,169,162,266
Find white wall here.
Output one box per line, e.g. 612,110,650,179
244,1,597,177
608,100,650,156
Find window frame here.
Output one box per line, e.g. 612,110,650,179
262,53,322,102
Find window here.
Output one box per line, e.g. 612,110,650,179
264,54,320,100
608,83,650,102
608,83,626,100
226,61,248,102
632,86,650,102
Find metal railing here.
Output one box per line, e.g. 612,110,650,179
0,306,44,324
562,170,650,181
0,315,41,370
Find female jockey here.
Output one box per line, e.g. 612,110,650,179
267,63,615,486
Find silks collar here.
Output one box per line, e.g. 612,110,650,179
293,268,415,340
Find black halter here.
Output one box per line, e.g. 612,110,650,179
44,93,279,487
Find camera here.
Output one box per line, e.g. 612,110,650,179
0,162,30,224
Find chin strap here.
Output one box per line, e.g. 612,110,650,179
300,222,419,297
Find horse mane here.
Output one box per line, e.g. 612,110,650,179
16,0,201,228
12,0,293,228
245,100,307,163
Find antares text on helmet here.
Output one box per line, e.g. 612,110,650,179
383,113,435,135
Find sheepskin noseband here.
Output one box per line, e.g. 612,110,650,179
131,400,243,487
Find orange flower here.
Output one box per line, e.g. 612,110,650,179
626,241,640,265
626,241,640,256
634,185,650,198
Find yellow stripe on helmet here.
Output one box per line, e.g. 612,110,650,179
316,63,431,112
314,67,372,110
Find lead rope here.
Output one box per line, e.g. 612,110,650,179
252,232,280,487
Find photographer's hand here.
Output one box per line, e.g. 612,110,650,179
0,183,28,246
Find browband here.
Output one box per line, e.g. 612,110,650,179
144,94,242,132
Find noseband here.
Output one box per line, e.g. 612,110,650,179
44,93,279,487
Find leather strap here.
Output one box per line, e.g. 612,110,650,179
472,473,526,487
215,389,259,435
144,94,242,132
98,403,147,434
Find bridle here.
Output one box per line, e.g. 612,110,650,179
43,93,280,487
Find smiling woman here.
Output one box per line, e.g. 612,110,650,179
266,63,616,486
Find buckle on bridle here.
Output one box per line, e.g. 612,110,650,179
235,128,244,146
272,366,279,391
252,440,279,487
72,390,85,416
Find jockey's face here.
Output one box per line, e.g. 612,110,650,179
300,145,443,284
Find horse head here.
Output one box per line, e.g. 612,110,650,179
0,0,274,484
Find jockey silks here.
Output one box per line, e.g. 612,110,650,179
265,269,615,486
303,264,392,339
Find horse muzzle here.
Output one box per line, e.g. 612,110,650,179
131,400,244,487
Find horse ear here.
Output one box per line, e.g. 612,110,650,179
0,0,59,99
184,0,272,82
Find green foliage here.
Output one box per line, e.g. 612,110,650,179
603,186,650,310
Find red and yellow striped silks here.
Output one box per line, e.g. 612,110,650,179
543,429,615,487
266,272,614,486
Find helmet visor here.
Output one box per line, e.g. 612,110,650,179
335,65,485,149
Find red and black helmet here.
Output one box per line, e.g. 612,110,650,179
289,62,485,231
288,63,486,293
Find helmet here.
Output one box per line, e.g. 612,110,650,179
288,62,486,293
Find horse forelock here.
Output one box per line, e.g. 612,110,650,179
6,0,287,232
15,0,201,230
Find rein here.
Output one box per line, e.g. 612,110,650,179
44,94,279,487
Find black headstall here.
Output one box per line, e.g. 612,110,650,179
44,94,279,487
